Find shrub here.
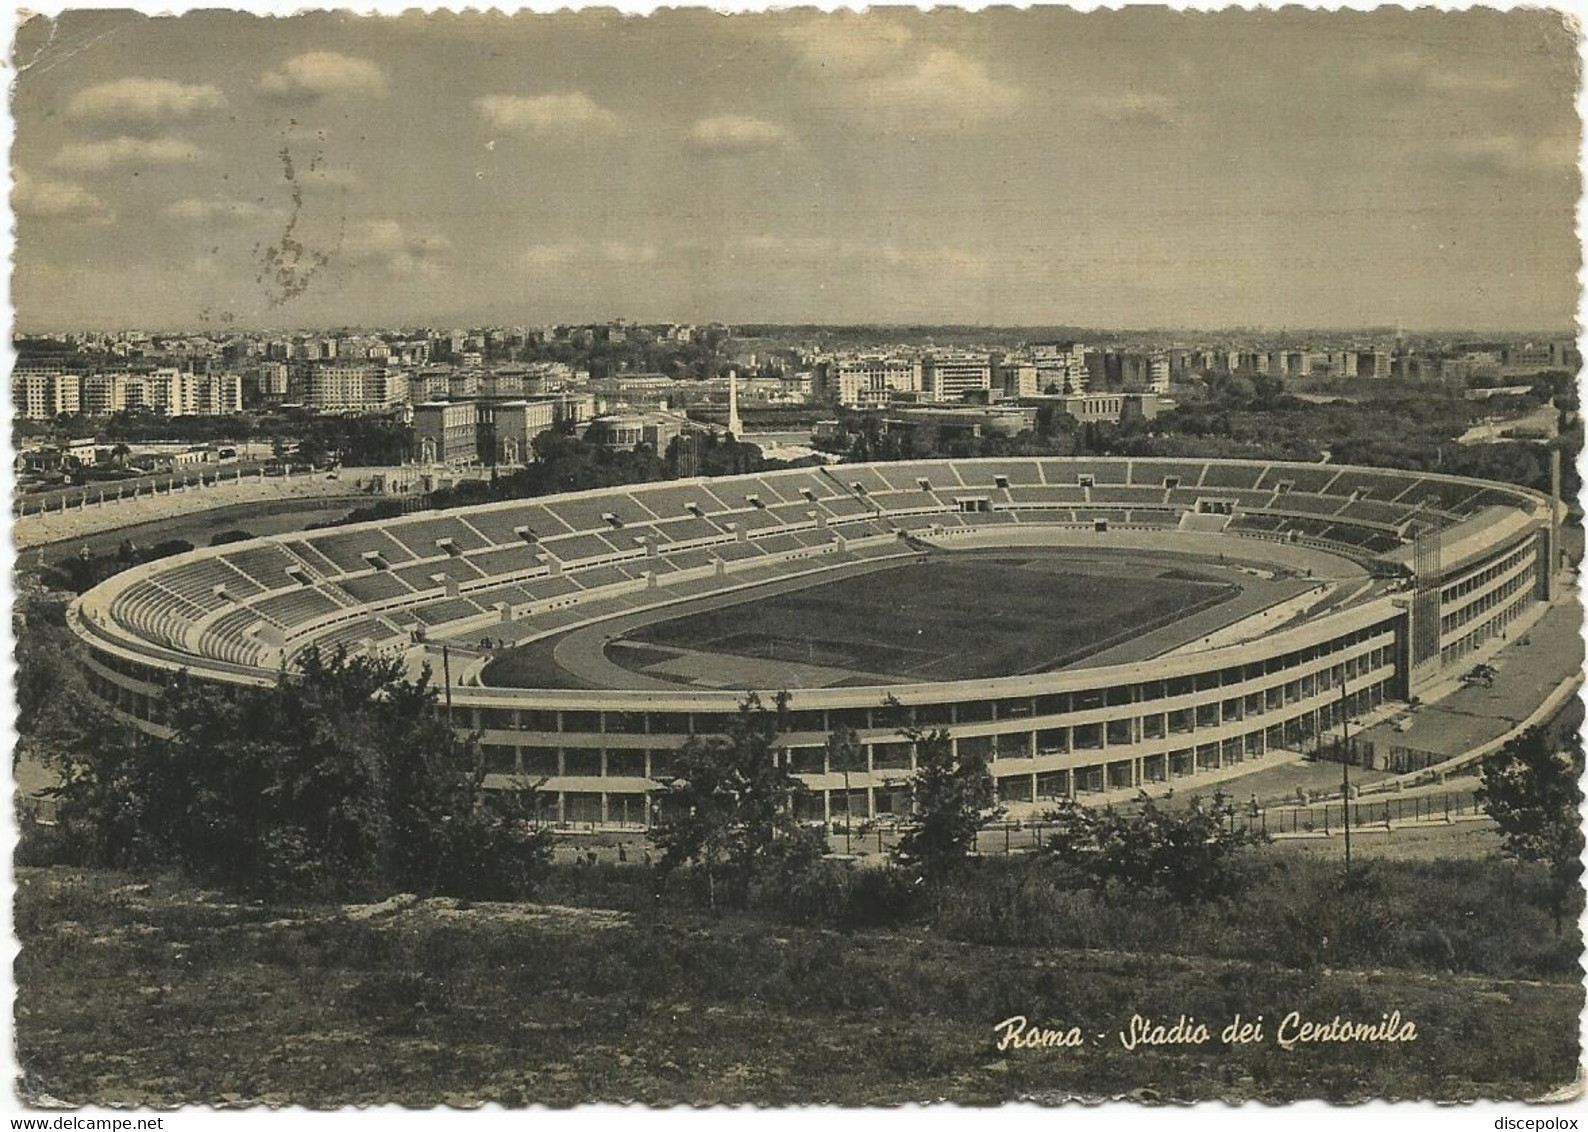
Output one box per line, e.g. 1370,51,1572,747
1040,790,1267,903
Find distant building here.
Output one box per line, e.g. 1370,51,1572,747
1031,343,1089,394
816,355,923,408
414,401,482,465
12,367,79,420
483,400,557,465
1035,391,1160,425
994,356,1039,399
887,404,1037,439
922,352,993,401
306,363,376,411
1148,354,1171,395
583,409,689,453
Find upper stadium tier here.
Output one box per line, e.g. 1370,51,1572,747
72,457,1557,819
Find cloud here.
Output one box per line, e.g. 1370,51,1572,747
13,171,113,223
728,234,988,279
1354,49,1521,102
51,135,204,173
599,240,659,265
519,242,585,273
260,52,388,102
1089,90,1176,126
783,16,914,77
165,197,271,225
783,16,1019,129
1439,133,1578,179
66,77,226,126
296,167,365,195
516,239,660,274
343,218,452,276
474,92,623,137
686,115,789,155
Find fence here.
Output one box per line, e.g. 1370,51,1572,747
1230,788,1484,837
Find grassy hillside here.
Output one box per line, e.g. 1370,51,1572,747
16,863,1581,1106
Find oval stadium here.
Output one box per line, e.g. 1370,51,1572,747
70,457,1562,828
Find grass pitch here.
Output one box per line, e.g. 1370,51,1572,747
621,554,1237,682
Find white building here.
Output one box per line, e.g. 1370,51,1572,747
922,352,993,401
818,354,923,408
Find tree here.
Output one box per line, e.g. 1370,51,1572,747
1041,791,1266,904
893,725,1001,886
825,723,864,855
648,692,820,909
48,645,552,901
1478,726,1585,932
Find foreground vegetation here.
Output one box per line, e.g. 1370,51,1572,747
15,574,1583,1104
16,852,1581,1106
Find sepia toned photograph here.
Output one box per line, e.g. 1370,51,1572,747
8,4,1586,1110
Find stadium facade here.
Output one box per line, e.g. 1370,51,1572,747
71,458,1557,826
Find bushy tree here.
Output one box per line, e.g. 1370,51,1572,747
893,726,1001,886
1478,726,1585,931
1041,791,1266,904
48,645,552,901
648,692,822,909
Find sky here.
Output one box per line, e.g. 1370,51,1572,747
9,8,1583,333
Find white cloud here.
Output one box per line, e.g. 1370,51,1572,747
730,234,988,279
13,171,113,223
1354,49,1521,101
296,167,365,195
344,218,452,276
783,16,914,78
260,52,388,102
474,92,623,138
165,197,270,225
66,77,227,125
518,239,659,273
51,135,204,173
519,241,585,273
783,16,1019,129
1441,133,1578,178
870,47,1021,124
599,240,659,265
686,115,789,155
1088,89,1177,126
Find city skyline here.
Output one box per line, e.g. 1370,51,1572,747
12,8,1582,333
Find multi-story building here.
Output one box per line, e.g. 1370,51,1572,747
80,373,127,417
1032,343,1089,394
1036,391,1161,425
816,355,923,409
12,367,80,420
194,371,244,416
367,368,409,410
1148,354,1171,395
414,401,484,465
923,352,993,401
994,356,1039,399
485,400,558,465
306,363,373,411
251,361,290,404
127,368,197,416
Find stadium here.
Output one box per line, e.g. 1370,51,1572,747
70,456,1561,827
